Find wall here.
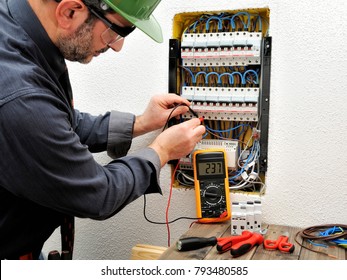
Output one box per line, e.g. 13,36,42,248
43,0,347,259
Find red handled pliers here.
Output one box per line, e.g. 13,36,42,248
176,230,264,257
217,231,264,256
264,232,295,253
216,230,253,253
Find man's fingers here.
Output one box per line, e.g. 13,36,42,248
194,124,206,134
184,117,203,127
170,105,190,117
164,94,191,107
182,118,206,138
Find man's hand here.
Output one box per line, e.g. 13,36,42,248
149,118,206,167
133,94,191,137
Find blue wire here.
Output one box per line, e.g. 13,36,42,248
257,16,262,32
318,226,347,245
229,139,259,182
205,72,220,85
219,73,234,85
206,16,223,31
191,15,208,33
205,124,248,133
217,122,223,138
243,69,259,84
319,226,342,237
182,67,195,84
235,124,251,139
229,172,242,181
191,20,199,32
231,71,246,85
229,179,237,185
307,240,328,248
195,71,207,85
231,12,251,30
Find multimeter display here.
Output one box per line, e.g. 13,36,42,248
193,149,231,223
198,161,224,176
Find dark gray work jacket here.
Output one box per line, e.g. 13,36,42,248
0,0,161,259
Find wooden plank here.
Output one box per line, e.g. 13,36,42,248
159,221,230,260
252,224,301,260
131,244,167,260
159,222,347,260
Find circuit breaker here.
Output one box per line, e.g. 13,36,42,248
169,8,271,194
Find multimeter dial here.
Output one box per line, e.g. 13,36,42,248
201,182,223,205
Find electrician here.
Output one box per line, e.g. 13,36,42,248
0,0,205,259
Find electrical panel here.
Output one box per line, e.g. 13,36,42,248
169,8,271,194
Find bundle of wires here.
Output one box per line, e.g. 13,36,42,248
183,12,264,34
319,226,347,248
295,224,347,258
181,66,259,88
201,121,266,193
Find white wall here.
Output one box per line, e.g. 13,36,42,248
43,0,347,259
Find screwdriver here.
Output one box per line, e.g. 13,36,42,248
176,236,217,251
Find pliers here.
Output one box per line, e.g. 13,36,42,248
216,230,254,253
223,231,264,256
263,232,295,253
176,230,264,257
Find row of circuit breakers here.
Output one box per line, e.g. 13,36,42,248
169,9,271,191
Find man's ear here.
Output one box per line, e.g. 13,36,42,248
55,0,88,29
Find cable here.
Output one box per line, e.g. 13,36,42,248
294,224,347,259
143,195,199,225
243,69,259,85
161,103,199,131
230,12,250,31
176,170,195,187
206,16,223,32
205,123,250,134
142,160,199,246
181,66,195,84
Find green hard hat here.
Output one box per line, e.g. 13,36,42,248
102,0,163,43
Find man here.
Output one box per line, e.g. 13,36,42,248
0,0,205,259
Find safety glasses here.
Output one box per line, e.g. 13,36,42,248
88,6,136,47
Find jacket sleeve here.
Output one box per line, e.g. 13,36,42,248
73,109,135,158
0,91,162,220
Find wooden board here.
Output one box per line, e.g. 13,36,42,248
131,244,167,260
159,222,347,260
159,221,230,260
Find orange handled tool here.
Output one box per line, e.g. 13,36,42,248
216,231,253,253
264,232,295,253
230,232,264,257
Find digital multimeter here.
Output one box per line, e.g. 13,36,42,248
193,149,231,223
